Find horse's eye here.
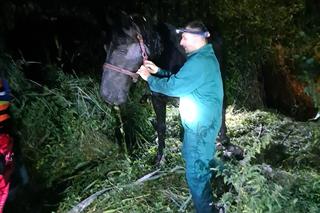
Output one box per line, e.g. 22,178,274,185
118,49,127,55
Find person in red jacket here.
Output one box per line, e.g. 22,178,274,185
0,79,14,213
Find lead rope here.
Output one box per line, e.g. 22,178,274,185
103,33,148,83
103,63,139,82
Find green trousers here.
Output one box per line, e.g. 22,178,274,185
182,126,217,213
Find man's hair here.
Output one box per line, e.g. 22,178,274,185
186,21,209,33
185,21,210,41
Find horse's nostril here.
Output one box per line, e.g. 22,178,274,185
117,94,126,104
109,93,117,102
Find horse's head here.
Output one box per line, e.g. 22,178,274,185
100,13,161,105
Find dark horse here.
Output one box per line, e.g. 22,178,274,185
100,14,241,164
100,14,186,163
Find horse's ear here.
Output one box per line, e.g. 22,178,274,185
142,16,147,22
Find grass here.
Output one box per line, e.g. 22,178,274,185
60,106,319,213
3,56,320,213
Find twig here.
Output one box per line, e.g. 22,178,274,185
135,169,160,184
178,195,192,212
68,187,113,213
308,111,320,121
281,129,293,143
257,124,264,139
68,167,184,213
163,189,182,207
170,165,185,173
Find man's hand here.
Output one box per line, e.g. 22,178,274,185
143,60,159,74
137,65,151,81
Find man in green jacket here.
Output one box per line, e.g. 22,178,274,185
138,21,224,213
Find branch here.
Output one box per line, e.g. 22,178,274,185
68,187,113,213
257,124,264,139
68,166,185,213
178,195,192,212
135,169,160,184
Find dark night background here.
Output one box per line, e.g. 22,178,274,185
1,0,319,119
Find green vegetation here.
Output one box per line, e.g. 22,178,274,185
210,0,319,108
3,54,319,212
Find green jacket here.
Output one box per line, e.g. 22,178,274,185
148,44,223,132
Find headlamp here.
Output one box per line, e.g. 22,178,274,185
175,28,210,38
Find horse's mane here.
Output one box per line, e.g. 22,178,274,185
130,15,186,73
129,15,163,60
107,12,185,74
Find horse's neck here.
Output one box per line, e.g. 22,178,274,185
154,23,186,74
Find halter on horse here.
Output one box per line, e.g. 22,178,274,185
103,22,149,83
